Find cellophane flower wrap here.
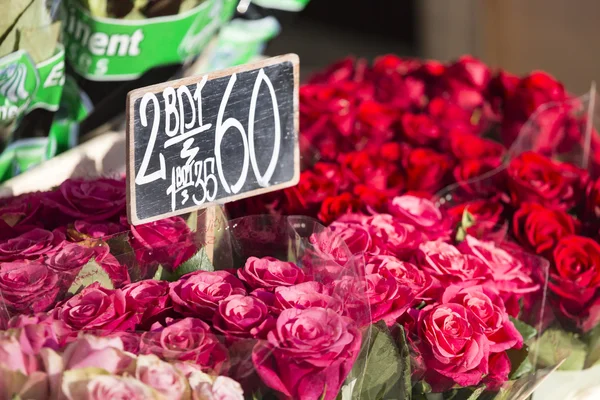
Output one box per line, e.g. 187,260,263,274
0,180,372,400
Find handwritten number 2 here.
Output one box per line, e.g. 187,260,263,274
135,93,166,185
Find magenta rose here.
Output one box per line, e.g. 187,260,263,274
140,317,228,372
273,281,343,315
73,220,126,239
0,228,64,262
169,271,246,319
458,235,540,297
44,178,126,222
122,280,171,326
129,216,197,272
45,242,95,280
365,255,431,299
328,220,379,256
92,246,131,288
416,241,492,294
0,261,59,314
0,194,43,240
388,195,451,240
365,214,424,259
238,257,305,290
52,283,138,333
442,284,523,353
253,307,361,400
212,294,275,340
419,303,490,390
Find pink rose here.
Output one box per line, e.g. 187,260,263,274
130,216,197,272
8,313,70,352
212,294,275,340
59,335,133,373
63,375,154,400
388,195,451,240
122,280,171,327
192,375,244,400
169,271,246,319
419,303,489,390
366,214,424,259
365,255,431,298
0,261,59,314
140,318,228,372
442,284,523,352
52,283,138,333
0,228,64,261
135,354,188,399
273,281,343,315
237,257,305,290
253,307,361,400
0,332,39,374
44,178,126,222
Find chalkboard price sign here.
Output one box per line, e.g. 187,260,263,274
126,54,300,225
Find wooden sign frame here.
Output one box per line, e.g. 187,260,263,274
126,54,300,225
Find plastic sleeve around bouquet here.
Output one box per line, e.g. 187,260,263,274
0,212,373,400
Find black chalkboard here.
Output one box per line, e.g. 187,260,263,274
126,54,300,225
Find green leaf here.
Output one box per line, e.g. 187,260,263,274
461,210,475,230
455,227,467,243
443,386,485,400
348,321,410,400
584,324,600,368
152,265,164,281
68,260,115,295
529,328,586,371
154,248,214,282
396,325,412,400
319,384,328,400
106,234,142,281
506,345,532,380
509,317,538,342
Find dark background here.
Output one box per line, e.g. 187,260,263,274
265,1,417,80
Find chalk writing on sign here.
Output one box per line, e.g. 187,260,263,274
126,54,299,225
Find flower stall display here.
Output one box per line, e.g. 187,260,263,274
0,176,565,400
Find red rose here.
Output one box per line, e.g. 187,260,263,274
448,131,505,161
238,257,305,291
129,216,197,272
445,56,491,91
549,235,600,332
400,113,440,146
52,283,138,333
447,200,505,241
169,271,246,319
318,193,362,225
453,158,503,196
513,202,578,255
507,152,580,210
403,148,453,193
44,178,126,222
509,71,567,118
428,98,481,135
253,307,361,400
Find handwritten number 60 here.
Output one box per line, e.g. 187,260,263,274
215,69,281,194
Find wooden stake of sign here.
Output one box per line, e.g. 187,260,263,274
125,54,300,230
